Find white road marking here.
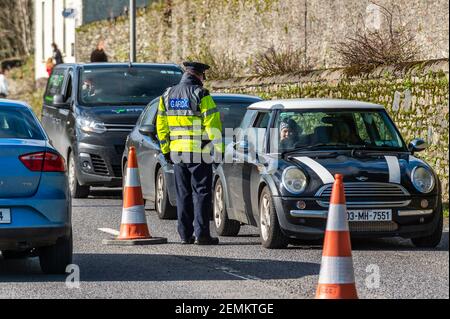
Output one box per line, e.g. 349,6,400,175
98,228,120,236
216,266,261,281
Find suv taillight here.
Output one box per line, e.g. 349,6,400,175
19,152,66,172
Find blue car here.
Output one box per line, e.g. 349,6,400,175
0,99,72,274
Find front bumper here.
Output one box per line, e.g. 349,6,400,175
76,140,125,187
273,195,441,240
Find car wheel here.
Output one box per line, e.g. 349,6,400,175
259,186,289,249
411,209,443,248
214,178,240,236
68,152,90,199
155,167,177,220
39,231,73,275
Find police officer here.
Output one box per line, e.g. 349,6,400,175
156,61,223,245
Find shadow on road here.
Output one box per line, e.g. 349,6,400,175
288,231,449,252
0,254,320,283
88,188,122,199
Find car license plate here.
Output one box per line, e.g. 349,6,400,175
0,208,11,224
347,209,392,222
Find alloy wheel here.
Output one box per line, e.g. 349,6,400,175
214,183,224,229
260,193,271,241
156,172,164,214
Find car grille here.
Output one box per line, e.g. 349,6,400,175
111,165,122,178
90,154,109,175
316,183,410,197
349,221,399,232
104,124,135,132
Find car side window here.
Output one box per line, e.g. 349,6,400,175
141,100,158,126
246,111,271,154
44,69,66,105
253,112,271,128
63,71,73,103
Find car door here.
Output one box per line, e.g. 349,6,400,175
41,68,66,151
58,68,74,160
227,111,271,223
136,100,159,199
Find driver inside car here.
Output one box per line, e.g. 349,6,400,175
279,118,302,150
81,78,95,98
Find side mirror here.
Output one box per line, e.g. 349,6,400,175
139,124,156,137
53,94,69,108
408,138,428,153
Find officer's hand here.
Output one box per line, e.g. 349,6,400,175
164,153,173,165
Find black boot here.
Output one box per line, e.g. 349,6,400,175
195,236,219,245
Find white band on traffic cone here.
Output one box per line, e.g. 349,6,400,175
121,205,147,224
125,168,141,187
318,256,356,284
326,204,349,231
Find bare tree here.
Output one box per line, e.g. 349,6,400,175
0,0,34,61
334,2,421,71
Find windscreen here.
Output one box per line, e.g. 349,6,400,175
275,109,405,152
0,108,45,140
79,66,183,106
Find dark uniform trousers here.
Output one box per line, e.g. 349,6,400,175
174,158,213,240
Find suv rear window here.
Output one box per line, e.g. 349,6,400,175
79,66,183,106
0,108,45,140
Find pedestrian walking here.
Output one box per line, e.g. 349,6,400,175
52,43,64,65
46,57,54,76
90,39,108,63
156,61,224,245
0,68,9,98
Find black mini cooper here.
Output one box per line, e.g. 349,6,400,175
213,99,443,249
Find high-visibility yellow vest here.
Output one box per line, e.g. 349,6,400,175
156,83,223,155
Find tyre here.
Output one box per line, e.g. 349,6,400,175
259,186,289,249
39,232,73,275
68,152,90,199
411,209,444,248
155,167,177,219
213,178,240,236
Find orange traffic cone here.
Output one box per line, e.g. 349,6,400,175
315,174,358,299
103,147,167,246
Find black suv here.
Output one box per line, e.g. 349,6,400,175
42,63,183,198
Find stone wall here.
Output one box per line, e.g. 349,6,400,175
209,59,449,201
76,0,449,70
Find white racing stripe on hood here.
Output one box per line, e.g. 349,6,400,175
385,155,401,184
294,156,335,184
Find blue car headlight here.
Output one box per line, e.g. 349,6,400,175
282,167,307,194
411,166,435,194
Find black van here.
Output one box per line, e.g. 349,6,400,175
41,63,183,198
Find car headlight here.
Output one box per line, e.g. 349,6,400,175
411,166,435,194
76,117,106,134
282,167,307,194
